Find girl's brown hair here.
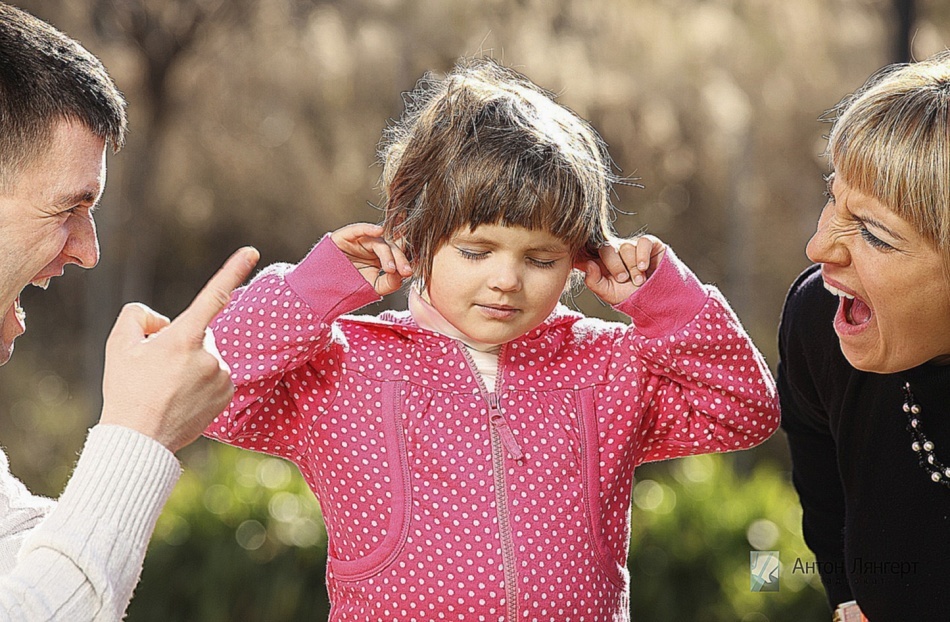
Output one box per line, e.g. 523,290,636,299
378,58,619,287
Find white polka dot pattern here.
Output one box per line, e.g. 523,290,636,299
205,237,779,620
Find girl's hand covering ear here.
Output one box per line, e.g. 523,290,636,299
575,235,667,305
330,223,412,296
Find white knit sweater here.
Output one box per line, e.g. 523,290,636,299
0,425,180,621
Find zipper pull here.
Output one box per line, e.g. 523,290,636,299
488,393,524,460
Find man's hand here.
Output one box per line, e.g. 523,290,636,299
98,247,259,453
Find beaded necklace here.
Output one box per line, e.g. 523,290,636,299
901,381,950,488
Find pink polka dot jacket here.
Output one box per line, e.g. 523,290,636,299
207,236,780,621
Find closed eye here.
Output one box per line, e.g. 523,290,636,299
858,224,894,251
457,248,488,261
527,257,559,269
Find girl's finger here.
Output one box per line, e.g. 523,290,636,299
582,259,603,286
374,267,405,295
331,222,385,252
390,241,413,277
598,245,630,283
369,238,398,273
636,237,654,272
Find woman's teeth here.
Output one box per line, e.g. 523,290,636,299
14,299,24,323
31,278,50,290
822,282,854,299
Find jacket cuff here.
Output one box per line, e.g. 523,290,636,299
613,247,709,338
285,234,381,316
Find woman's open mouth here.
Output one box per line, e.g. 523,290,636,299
824,281,872,334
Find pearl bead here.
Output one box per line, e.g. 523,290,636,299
913,442,921,452
912,404,921,415
911,419,919,428
932,472,942,482
928,455,936,464
903,403,911,412
924,441,935,451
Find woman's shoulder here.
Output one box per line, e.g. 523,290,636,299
778,264,855,425
782,264,831,316
779,264,838,347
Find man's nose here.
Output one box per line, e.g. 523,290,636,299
64,211,100,269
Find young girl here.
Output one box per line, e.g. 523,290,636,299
207,58,779,621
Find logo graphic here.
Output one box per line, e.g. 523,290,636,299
750,551,780,592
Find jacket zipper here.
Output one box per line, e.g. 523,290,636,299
488,392,524,460
457,343,520,620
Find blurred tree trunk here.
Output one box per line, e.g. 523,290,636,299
893,0,916,62
83,0,251,412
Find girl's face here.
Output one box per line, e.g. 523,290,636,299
427,224,574,347
806,172,950,373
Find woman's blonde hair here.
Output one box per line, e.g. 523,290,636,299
828,50,950,257
378,57,620,287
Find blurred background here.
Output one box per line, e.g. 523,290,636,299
0,0,943,619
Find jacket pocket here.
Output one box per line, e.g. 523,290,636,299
575,387,626,589
328,381,412,581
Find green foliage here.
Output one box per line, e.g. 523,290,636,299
629,453,829,621
127,443,828,621
126,443,330,622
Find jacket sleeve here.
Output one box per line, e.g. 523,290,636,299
598,248,780,466
0,425,179,622
205,235,381,459
777,268,852,609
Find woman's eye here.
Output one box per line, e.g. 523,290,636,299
859,226,894,251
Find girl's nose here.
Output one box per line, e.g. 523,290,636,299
805,203,847,266
489,262,522,292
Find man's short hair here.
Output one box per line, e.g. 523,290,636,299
0,2,127,188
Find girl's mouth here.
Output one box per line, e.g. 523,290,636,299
477,304,519,320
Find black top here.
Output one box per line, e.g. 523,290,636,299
778,265,950,621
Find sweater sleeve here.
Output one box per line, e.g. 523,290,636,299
205,235,381,458
601,248,780,466
777,265,852,609
0,449,55,573
0,425,179,622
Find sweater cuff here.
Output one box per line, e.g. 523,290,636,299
613,247,709,338
285,234,381,316
19,425,180,619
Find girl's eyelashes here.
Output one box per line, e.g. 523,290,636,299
457,248,488,261
456,247,561,268
527,257,558,269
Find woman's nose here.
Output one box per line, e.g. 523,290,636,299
805,203,847,266
64,212,100,269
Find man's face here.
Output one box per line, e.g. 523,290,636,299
0,120,106,365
